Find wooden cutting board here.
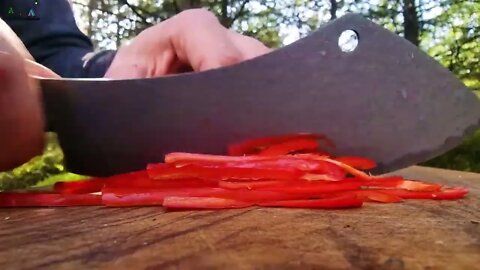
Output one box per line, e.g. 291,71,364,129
0,166,479,269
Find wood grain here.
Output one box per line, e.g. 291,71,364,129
0,166,479,270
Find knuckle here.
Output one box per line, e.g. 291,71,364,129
175,8,218,25
219,52,242,66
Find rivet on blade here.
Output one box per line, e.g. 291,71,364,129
338,30,359,53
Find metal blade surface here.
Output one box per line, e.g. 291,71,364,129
41,14,480,176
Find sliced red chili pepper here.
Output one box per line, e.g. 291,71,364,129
165,153,347,181
54,178,105,194
0,193,102,207
147,164,302,181
163,196,253,209
361,177,442,192
105,171,215,189
362,176,405,187
224,158,328,172
259,180,362,195
164,195,364,210
218,180,287,190
336,190,403,203
227,133,335,156
396,180,442,192
319,157,372,180
380,187,468,200
302,174,340,181
258,138,320,156
102,187,314,206
258,195,363,209
334,156,377,170
302,160,347,180
165,152,274,164
359,190,402,203
103,171,152,187
101,187,227,206
104,171,216,189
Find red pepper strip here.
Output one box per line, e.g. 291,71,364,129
169,153,385,182
362,176,404,187
54,178,105,194
165,153,346,181
147,164,302,181
360,177,442,192
165,152,327,165
0,193,102,207
101,188,220,206
357,190,402,203
218,180,287,190
335,190,402,203
101,187,315,206
103,188,195,206
301,161,347,180
396,180,442,192
334,156,377,170
302,173,342,181
379,187,468,200
105,171,215,189
165,152,272,164
227,133,335,156
163,196,253,209
103,171,152,187
230,159,340,174
317,157,372,180
258,138,320,156
258,195,363,209
227,133,318,156
259,180,363,195
104,171,216,189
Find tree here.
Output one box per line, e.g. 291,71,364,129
402,0,420,46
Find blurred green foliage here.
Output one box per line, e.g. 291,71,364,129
422,130,480,172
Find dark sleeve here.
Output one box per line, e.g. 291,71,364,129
0,0,116,78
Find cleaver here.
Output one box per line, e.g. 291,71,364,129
40,14,480,177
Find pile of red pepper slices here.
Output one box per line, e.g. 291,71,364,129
0,134,468,209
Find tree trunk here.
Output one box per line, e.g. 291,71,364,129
329,0,337,20
402,0,420,46
176,0,202,10
87,0,95,38
220,0,229,26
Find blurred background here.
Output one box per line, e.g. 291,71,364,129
0,0,479,190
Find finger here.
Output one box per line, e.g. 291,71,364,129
24,59,61,79
103,46,149,79
104,62,146,79
104,42,177,79
0,18,34,60
228,31,273,60
0,53,44,170
168,9,244,72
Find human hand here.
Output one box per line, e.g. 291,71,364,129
105,9,272,79
0,19,59,171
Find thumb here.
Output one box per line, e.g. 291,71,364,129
24,59,61,79
0,52,45,170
